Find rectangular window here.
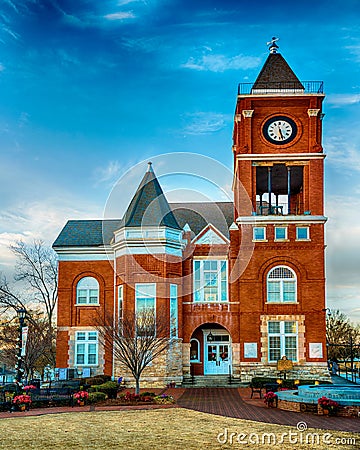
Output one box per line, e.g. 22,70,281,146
75,331,98,366
296,227,309,240
193,260,228,302
268,321,297,362
253,227,266,241
118,285,123,332
275,227,287,241
135,283,156,336
170,284,178,339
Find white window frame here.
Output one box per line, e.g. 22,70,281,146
76,277,99,305
268,321,298,362
75,331,98,366
253,226,266,241
267,265,297,303
170,284,178,339
274,226,287,241
296,226,310,240
193,260,228,302
190,338,201,362
118,285,123,333
135,283,156,336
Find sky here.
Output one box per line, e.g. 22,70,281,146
0,0,360,322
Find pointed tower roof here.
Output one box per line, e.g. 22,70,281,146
120,162,181,230
252,38,304,91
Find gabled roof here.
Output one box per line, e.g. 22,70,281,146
120,162,181,230
170,202,234,238
191,223,230,245
252,52,303,90
52,201,234,248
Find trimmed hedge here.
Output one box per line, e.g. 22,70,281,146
251,377,332,389
85,375,112,386
90,381,118,399
88,392,107,404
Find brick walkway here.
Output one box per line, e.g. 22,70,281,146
177,387,360,433
1,387,359,434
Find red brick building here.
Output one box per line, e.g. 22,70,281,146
53,42,329,385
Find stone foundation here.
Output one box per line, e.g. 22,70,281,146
113,339,183,388
238,362,331,383
278,399,360,418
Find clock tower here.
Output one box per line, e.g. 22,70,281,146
231,39,328,379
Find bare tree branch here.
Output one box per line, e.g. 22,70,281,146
97,308,171,394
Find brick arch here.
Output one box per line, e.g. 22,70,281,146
71,271,106,305
186,320,232,343
258,256,307,283
258,257,306,306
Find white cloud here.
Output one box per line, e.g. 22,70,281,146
104,12,136,20
0,198,100,274
94,160,122,186
182,112,231,135
181,53,260,72
326,137,360,172
326,93,360,107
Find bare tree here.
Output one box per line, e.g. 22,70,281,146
326,309,360,361
0,240,57,325
0,312,56,382
97,309,171,394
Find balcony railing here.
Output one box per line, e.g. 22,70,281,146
238,81,324,95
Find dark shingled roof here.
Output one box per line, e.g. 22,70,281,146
120,163,181,230
52,219,121,247
170,202,234,238
252,52,303,90
53,201,234,248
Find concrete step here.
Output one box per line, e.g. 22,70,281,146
182,375,247,388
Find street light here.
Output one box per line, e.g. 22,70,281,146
15,308,27,387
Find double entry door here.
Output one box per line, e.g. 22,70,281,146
204,332,231,375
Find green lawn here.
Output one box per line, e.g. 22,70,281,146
0,408,358,449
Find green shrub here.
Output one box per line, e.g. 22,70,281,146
85,375,112,386
88,392,107,404
91,381,118,399
140,392,156,397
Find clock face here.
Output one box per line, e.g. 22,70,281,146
263,116,297,145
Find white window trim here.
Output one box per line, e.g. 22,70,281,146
75,331,98,366
253,226,267,242
170,284,178,339
135,283,156,336
274,226,288,241
268,321,298,362
76,277,100,305
118,285,123,332
296,226,310,241
190,338,201,362
193,260,228,303
266,265,297,303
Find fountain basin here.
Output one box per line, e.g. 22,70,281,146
276,384,360,416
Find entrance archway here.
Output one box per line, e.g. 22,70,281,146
190,323,232,376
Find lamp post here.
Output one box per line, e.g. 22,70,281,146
15,308,27,387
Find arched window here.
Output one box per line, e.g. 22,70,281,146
76,277,99,305
267,266,296,303
190,338,200,362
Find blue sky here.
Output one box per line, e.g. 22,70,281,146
1,0,360,321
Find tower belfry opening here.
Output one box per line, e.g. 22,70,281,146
255,164,304,215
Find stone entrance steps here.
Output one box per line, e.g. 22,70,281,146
182,375,247,388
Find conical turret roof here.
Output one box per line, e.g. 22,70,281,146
120,162,181,230
252,52,304,91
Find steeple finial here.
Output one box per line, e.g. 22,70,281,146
267,37,279,54
147,161,154,172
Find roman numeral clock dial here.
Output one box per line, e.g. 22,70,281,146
263,116,297,145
